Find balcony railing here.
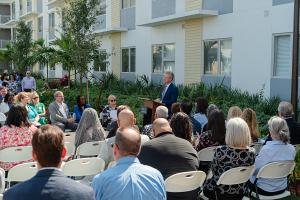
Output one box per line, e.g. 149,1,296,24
0,15,11,24
0,40,11,49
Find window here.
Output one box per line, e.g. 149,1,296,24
38,17,43,33
49,13,55,39
12,2,16,19
98,0,106,15
94,50,108,72
122,0,135,9
122,47,136,72
152,44,175,73
274,35,291,77
204,38,232,76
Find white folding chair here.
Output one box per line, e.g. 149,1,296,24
64,132,75,143
0,168,5,194
250,142,263,155
141,135,150,145
165,171,206,193
250,161,295,200
197,146,218,162
0,146,32,163
64,142,75,157
107,161,117,169
7,162,38,188
0,193,2,200
75,141,105,157
62,157,105,177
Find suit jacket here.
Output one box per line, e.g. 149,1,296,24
4,168,95,200
160,83,179,112
286,117,300,144
138,132,200,200
49,101,70,124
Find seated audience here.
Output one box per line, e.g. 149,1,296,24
138,118,199,200
15,92,40,125
73,95,91,123
202,104,219,132
0,105,37,171
100,95,118,130
75,108,105,148
0,92,14,114
194,97,209,133
241,108,260,143
180,100,202,135
227,106,242,121
92,128,166,200
249,116,296,196
0,86,8,103
4,125,95,200
171,102,181,116
48,91,77,131
277,101,300,144
169,112,192,143
30,91,47,125
142,105,168,139
99,108,136,166
106,105,135,138
196,110,226,151
203,118,255,199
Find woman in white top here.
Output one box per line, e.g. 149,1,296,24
249,116,296,196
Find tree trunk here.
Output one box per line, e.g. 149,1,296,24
79,70,83,95
46,63,49,83
86,75,89,104
68,68,71,88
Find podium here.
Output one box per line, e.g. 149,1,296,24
142,99,164,126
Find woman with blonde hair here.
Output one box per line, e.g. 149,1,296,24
15,92,40,125
203,118,255,199
30,91,47,125
227,106,242,120
241,108,260,142
75,108,105,148
249,116,296,196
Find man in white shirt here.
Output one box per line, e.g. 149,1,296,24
21,71,36,92
48,91,77,131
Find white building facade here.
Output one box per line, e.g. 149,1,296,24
0,0,298,100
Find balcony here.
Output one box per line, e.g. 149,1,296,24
0,40,11,49
48,0,65,7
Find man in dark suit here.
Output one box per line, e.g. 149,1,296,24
160,71,179,115
278,101,300,144
4,125,95,200
138,118,199,200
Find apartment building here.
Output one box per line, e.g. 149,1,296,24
1,0,299,100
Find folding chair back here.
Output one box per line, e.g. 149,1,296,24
141,135,150,145
0,146,32,163
7,162,38,187
62,158,105,177
197,146,218,162
165,171,206,193
0,168,5,193
217,165,255,186
256,161,295,179
76,141,105,157
64,132,75,143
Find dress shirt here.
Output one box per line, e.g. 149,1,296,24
161,83,170,100
58,103,67,119
22,77,36,91
250,140,296,192
92,156,166,200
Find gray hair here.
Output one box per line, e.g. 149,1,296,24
226,117,251,147
75,108,105,148
207,104,219,117
155,106,169,119
278,101,294,117
268,116,290,144
164,71,174,81
54,91,63,98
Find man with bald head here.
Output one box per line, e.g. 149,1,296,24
92,128,166,200
139,118,199,200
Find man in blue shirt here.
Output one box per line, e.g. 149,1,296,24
92,127,166,200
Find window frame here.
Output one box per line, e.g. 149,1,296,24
203,38,232,76
151,43,175,74
48,12,55,39
94,50,108,72
122,0,136,9
121,47,136,73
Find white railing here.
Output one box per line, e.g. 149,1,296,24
0,40,11,49
0,15,11,24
